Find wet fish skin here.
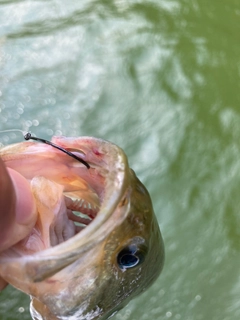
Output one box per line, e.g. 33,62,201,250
0,136,164,320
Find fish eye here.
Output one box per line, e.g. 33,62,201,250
117,244,147,270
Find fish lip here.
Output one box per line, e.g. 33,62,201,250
0,136,131,282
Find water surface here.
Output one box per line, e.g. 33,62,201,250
0,0,240,319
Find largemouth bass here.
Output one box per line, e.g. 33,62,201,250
0,136,164,320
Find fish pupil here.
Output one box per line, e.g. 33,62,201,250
119,253,139,268
117,245,144,270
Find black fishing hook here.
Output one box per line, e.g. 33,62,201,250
24,132,90,169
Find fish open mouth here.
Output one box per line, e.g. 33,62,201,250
0,136,129,282
22,148,105,252
24,128,101,243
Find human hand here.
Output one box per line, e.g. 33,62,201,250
0,158,37,290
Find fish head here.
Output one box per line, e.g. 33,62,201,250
0,136,164,320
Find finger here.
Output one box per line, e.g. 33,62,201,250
0,158,15,245
0,159,37,252
7,168,36,224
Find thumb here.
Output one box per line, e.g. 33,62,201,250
0,159,37,252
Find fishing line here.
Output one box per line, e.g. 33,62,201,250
0,129,90,169
0,129,29,136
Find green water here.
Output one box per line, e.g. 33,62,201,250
0,0,240,319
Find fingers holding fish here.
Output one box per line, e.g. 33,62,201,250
0,158,37,252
